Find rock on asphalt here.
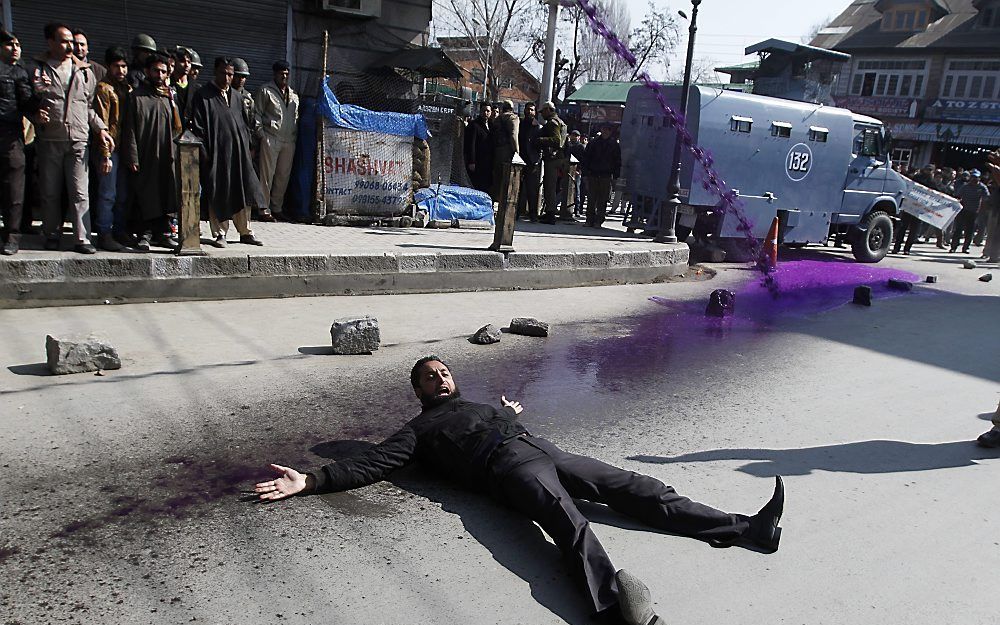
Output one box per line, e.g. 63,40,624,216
45,334,121,375
330,316,381,354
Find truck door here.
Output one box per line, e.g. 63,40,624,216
841,124,889,217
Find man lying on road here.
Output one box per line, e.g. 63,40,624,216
255,355,785,625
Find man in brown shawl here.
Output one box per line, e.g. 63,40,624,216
188,56,263,247
122,53,182,251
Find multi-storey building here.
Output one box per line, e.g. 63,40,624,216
811,0,1000,170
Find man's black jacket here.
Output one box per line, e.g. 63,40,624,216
311,397,527,493
0,62,38,129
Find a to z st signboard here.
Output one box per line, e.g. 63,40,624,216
323,126,413,216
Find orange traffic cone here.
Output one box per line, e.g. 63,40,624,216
765,217,779,269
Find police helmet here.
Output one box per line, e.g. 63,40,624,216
131,33,157,53
232,57,250,77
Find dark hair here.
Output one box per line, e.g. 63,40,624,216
0,30,15,45
105,46,128,65
214,56,234,69
43,22,71,41
172,47,192,62
71,28,87,39
410,355,448,389
272,60,290,73
144,52,169,70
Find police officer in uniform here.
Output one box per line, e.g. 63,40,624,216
127,34,156,90
231,57,260,136
253,356,786,625
536,101,568,224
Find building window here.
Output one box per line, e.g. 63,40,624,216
881,8,928,32
940,59,1000,100
730,116,752,133
891,147,912,171
850,59,927,97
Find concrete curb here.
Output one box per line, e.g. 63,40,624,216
0,245,689,307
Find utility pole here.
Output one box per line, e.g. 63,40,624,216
540,0,560,103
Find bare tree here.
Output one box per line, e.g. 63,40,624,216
667,56,721,84
551,0,632,101
626,1,681,81
802,15,833,45
433,0,546,101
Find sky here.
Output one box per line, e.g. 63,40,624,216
620,0,851,79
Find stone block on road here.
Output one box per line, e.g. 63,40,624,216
46,334,121,375
980,273,993,282
963,259,977,269
887,278,913,291
852,285,873,306
925,275,938,284
470,324,502,344
508,317,549,337
330,316,381,354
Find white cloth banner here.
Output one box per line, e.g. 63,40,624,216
901,180,962,230
323,125,413,216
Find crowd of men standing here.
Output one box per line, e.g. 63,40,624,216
462,99,621,229
895,158,999,263
0,22,300,256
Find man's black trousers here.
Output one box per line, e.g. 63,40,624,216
0,125,26,243
487,436,749,614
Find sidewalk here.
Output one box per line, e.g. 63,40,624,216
0,215,689,307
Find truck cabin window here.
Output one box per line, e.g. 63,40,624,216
854,127,882,157
730,116,752,133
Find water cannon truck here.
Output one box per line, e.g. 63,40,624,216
621,85,909,263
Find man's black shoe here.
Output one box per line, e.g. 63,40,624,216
150,235,178,250
747,475,784,553
74,242,97,255
709,475,784,553
977,429,1000,448
97,232,125,252
240,234,264,246
539,214,557,225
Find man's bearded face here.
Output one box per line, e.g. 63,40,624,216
414,361,459,407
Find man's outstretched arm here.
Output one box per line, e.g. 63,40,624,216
255,426,418,501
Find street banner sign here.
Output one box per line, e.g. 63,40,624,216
901,180,962,230
323,125,413,216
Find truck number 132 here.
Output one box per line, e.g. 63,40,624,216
788,151,810,172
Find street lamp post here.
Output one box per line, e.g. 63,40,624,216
655,0,701,244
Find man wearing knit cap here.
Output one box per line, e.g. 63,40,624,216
255,60,299,222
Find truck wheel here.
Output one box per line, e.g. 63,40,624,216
851,211,893,263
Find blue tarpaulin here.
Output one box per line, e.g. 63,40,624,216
319,82,430,140
415,185,494,224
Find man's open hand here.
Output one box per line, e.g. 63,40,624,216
254,463,307,501
501,395,523,414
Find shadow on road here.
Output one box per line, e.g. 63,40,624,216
311,439,593,625
629,439,1000,477
7,362,51,376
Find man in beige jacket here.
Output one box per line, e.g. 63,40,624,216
254,60,298,221
31,22,112,254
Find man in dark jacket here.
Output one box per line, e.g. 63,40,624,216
123,54,182,251
516,102,541,221
254,356,785,625
583,126,622,228
462,102,494,193
170,47,197,122
188,56,264,247
0,30,39,255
